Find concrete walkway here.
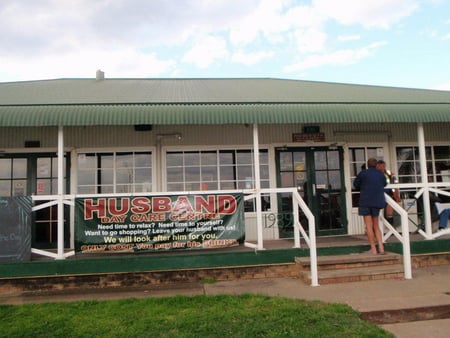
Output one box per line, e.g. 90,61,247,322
1,265,449,337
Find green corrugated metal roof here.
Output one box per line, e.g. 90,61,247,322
1,78,450,126
1,103,449,126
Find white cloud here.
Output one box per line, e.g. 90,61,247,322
182,35,229,68
338,35,361,42
432,82,450,91
0,0,445,88
229,1,324,46
284,41,387,72
293,28,328,53
312,0,419,29
0,47,176,81
231,50,274,65
228,0,284,45
284,5,325,28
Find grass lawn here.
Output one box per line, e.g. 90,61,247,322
0,294,393,337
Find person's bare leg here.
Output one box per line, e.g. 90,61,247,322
364,215,377,254
385,204,394,222
372,216,384,254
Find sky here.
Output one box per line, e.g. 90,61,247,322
1,0,449,90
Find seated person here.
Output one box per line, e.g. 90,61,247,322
435,201,450,231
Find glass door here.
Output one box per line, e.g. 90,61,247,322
276,147,347,236
0,154,70,249
0,157,28,196
33,155,70,249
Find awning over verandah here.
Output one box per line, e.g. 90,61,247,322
1,77,449,285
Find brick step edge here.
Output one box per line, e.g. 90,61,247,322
361,304,450,324
300,264,404,284
295,252,401,267
0,263,299,296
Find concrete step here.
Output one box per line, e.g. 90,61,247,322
295,252,402,270
296,252,404,284
299,264,405,284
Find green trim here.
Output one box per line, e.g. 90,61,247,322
1,238,448,279
1,103,450,126
274,147,347,238
0,249,304,279
2,78,450,126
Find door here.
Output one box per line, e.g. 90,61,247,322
32,155,70,249
276,147,347,236
0,153,70,249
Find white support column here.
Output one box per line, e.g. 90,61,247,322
418,123,432,236
57,125,65,259
252,124,264,250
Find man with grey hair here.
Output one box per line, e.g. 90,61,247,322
354,158,387,255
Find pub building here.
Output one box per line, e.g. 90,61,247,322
1,73,449,272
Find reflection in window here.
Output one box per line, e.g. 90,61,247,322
77,152,152,194
349,147,384,207
0,158,28,196
36,157,65,195
396,145,450,197
166,149,270,211
0,156,66,196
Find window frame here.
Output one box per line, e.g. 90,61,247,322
395,144,450,196
348,146,386,208
76,149,154,194
163,147,270,212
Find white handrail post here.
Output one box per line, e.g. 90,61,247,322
292,194,300,248
252,124,264,250
400,206,412,279
385,193,412,279
57,125,65,259
418,123,432,236
294,189,318,286
308,217,319,286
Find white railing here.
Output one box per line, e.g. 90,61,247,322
244,187,318,287
381,182,450,279
31,188,319,285
417,187,450,239
381,193,412,279
386,182,450,239
31,194,75,259
30,183,449,285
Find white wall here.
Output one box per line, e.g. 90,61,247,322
1,122,449,239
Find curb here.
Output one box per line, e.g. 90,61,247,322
360,304,450,324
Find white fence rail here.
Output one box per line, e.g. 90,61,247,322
244,188,318,286
29,182,449,285
31,188,320,286
381,194,412,279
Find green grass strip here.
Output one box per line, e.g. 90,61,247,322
0,294,392,337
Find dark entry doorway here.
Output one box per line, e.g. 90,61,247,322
276,147,347,236
0,153,70,249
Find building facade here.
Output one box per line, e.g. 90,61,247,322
1,77,449,257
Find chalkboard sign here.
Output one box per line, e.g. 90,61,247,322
0,196,32,262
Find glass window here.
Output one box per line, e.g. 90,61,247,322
0,155,66,197
396,145,450,197
0,181,11,196
0,159,11,179
77,151,152,193
166,149,270,211
36,157,66,195
37,158,51,178
349,147,384,207
0,158,28,196
13,159,27,179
